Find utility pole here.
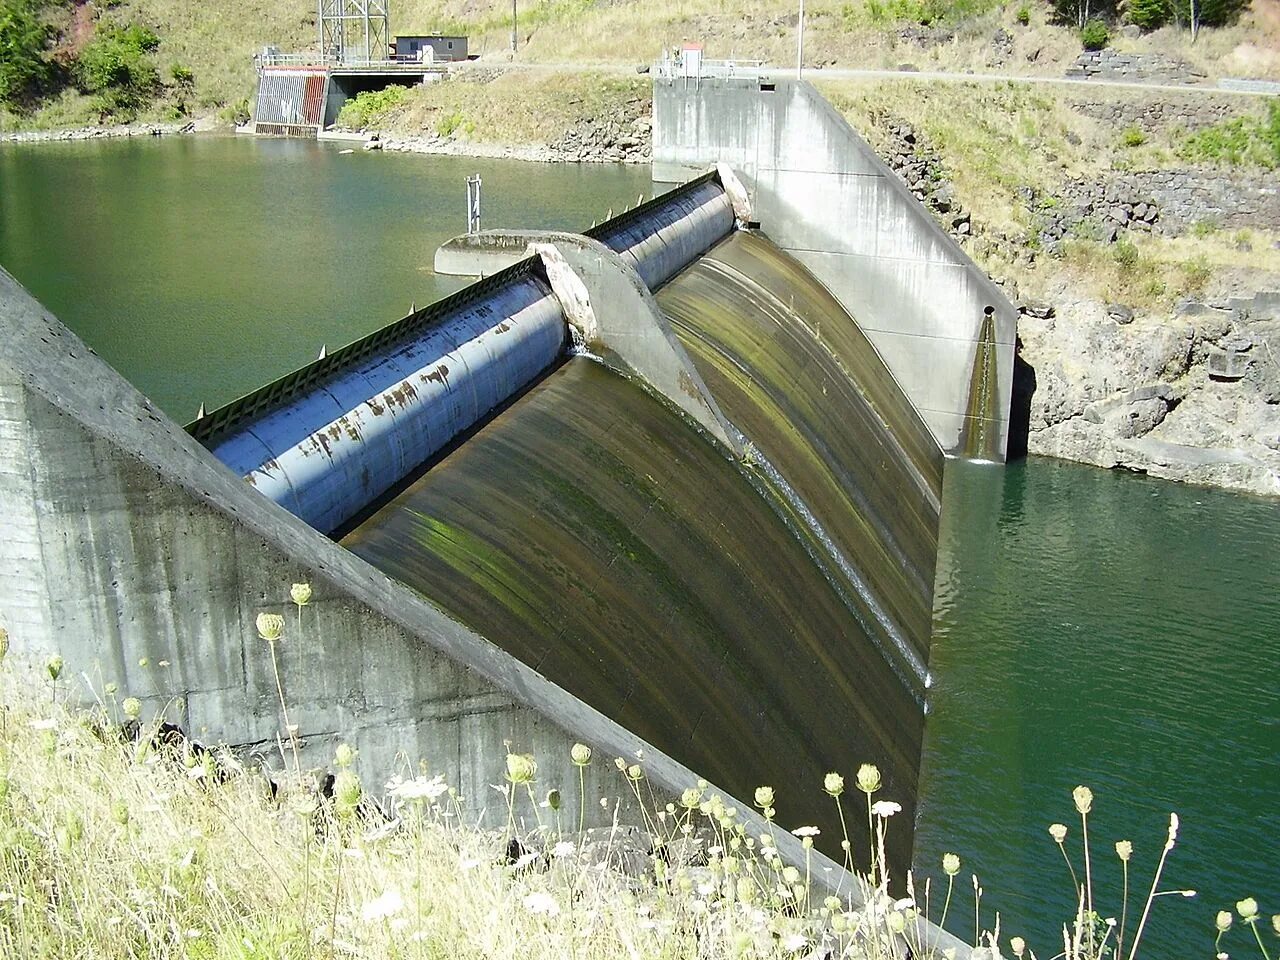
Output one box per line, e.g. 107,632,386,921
511,0,517,53
796,0,805,79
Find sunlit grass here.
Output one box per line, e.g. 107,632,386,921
1,599,1274,959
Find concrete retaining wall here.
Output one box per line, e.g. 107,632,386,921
652,77,1016,459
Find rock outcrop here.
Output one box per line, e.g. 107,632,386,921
1019,290,1280,496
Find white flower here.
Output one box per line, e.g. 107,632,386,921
361,888,404,922
782,933,808,952
386,774,449,803
871,800,902,818
523,892,560,916
512,851,540,870
552,841,575,859
28,718,57,730
791,825,821,837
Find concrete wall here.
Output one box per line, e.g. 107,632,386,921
653,77,1016,458
0,265,885,906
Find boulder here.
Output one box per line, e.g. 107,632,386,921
1106,303,1135,325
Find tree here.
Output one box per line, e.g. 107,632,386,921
1051,0,1119,31
0,0,50,108
1168,0,1251,38
1128,0,1171,30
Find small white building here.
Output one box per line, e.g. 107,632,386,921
394,35,468,62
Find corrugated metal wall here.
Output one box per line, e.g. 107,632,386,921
254,70,328,128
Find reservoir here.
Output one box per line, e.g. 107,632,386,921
2,135,1276,957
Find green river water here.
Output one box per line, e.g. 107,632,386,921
2,135,1276,957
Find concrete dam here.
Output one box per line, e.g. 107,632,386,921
177,169,940,872
0,82,1011,920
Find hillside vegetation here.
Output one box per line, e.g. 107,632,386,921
3,0,1279,130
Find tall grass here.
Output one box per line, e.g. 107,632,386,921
0,616,1274,959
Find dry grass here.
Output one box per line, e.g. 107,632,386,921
2,634,1267,959
819,77,1280,306
0,652,941,960
14,0,1280,128
102,0,315,109
363,69,651,145
383,0,1280,78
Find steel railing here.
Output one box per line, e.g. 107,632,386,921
257,52,448,71
653,57,767,82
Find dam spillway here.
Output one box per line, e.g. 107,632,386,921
1,164,955,885
188,171,943,870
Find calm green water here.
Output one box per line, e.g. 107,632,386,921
3,137,1277,958
0,135,649,417
917,458,1280,956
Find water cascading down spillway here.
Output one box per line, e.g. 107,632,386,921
190,170,944,875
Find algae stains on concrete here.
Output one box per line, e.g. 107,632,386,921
1,267,850,885
657,232,943,687
961,311,1003,462
652,77,1016,457
341,358,924,873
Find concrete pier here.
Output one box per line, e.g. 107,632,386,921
653,76,1017,459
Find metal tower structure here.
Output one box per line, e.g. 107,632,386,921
318,0,390,62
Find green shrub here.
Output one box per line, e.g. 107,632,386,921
848,0,1003,26
1015,4,1031,23
0,0,51,108
75,22,162,120
169,62,194,87
435,108,465,137
1178,100,1280,170
216,96,250,126
1183,255,1212,293
1120,125,1146,147
335,84,409,130
1113,238,1140,270
1080,18,1110,50
1128,0,1170,29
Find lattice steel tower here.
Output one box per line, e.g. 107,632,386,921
318,0,390,62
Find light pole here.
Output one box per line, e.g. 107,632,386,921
796,0,805,78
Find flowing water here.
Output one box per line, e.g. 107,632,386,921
341,357,923,868
4,137,1278,957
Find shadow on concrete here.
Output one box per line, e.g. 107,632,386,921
1007,336,1036,461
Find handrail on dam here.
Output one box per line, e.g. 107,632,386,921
187,257,542,446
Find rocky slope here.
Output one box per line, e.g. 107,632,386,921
1018,291,1280,496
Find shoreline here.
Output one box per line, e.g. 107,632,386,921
370,132,648,165
1,120,195,144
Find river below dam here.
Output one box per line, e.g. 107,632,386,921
2,135,1276,956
